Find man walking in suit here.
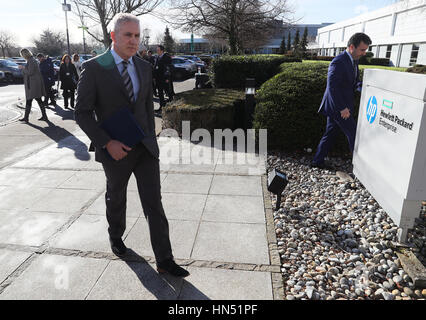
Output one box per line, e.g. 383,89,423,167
311,33,372,170
74,13,189,278
153,45,173,113
37,53,56,106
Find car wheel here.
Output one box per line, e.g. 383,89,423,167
174,71,183,81
5,74,14,83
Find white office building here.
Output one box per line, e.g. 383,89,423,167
316,0,426,67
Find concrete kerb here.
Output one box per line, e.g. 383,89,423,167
261,175,285,300
0,103,23,127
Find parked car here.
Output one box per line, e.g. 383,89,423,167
52,60,61,80
0,59,23,83
79,54,93,62
171,57,197,80
178,55,206,73
7,57,27,67
0,71,6,83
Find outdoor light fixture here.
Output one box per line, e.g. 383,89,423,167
244,78,256,130
245,78,256,96
268,169,288,211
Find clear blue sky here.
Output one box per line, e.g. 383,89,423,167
0,0,398,47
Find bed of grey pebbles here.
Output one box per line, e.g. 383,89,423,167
267,152,426,300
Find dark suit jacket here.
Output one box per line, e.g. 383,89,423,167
39,57,55,87
74,50,159,163
318,51,360,117
153,53,172,81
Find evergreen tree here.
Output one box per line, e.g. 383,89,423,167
163,26,175,53
300,26,309,57
279,35,286,54
293,29,300,50
286,33,291,51
34,29,66,57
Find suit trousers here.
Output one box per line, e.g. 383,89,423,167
43,86,56,105
101,143,173,263
156,80,169,108
313,115,357,165
63,89,75,108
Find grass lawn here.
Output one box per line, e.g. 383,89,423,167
302,60,407,72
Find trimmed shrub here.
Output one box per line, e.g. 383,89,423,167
364,58,390,66
359,51,374,65
162,89,245,135
211,55,301,89
308,56,335,61
253,62,360,153
407,64,426,74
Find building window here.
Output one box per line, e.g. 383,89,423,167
410,44,420,66
368,46,372,52
386,45,392,59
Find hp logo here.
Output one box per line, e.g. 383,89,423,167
366,96,378,124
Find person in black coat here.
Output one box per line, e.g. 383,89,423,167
153,45,173,111
37,53,56,106
59,54,79,109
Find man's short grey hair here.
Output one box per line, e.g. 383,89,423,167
112,13,140,33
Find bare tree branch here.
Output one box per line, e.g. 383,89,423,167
71,0,163,47
0,30,16,58
164,0,294,54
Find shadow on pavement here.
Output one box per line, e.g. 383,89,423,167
124,249,210,300
25,118,90,161
45,103,75,121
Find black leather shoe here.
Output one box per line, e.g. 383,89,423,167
310,161,334,170
38,116,48,121
109,237,127,257
157,259,190,278
19,118,29,123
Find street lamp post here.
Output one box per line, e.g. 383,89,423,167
190,32,194,54
62,0,71,55
78,25,89,54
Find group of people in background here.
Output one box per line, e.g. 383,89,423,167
17,49,81,123
17,43,175,122
137,44,174,114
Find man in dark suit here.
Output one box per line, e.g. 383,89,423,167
311,33,372,169
153,45,173,112
37,53,56,106
74,13,189,278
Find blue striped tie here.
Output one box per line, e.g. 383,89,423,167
121,60,134,102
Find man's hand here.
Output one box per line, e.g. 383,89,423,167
106,140,132,161
340,108,351,120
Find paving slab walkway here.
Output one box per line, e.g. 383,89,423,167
0,82,283,300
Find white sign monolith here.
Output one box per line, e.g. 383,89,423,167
353,69,426,243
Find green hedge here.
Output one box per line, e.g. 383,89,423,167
162,89,245,135
253,63,360,153
307,56,335,61
364,58,390,66
359,52,374,65
211,55,301,89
